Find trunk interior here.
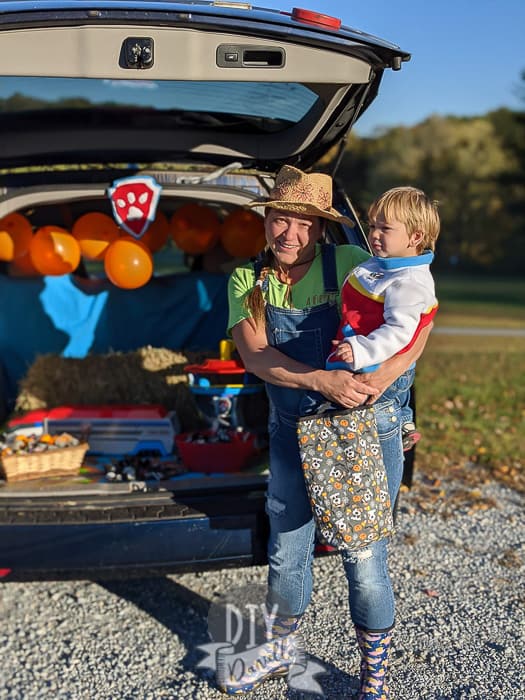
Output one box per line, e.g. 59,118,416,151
0,167,277,523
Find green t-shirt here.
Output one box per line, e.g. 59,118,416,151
227,243,370,334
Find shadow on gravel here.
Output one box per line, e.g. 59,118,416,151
287,660,357,700
98,577,212,674
96,577,359,699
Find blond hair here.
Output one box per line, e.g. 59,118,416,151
368,186,440,253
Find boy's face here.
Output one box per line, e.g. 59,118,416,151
367,214,421,258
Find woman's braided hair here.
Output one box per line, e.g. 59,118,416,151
244,210,328,327
244,247,274,328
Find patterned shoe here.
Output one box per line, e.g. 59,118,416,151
355,627,392,700
263,611,302,640
402,422,421,452
216,632,304,695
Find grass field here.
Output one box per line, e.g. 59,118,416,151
413,274,524,494
432,273,525,328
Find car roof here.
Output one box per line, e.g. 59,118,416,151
0,1,410,171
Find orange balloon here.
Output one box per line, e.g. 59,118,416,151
170,204,220,255
104,235,153,289
72,212,120,260
220,209,266,258
29,226,81,275
0,212,33,261
140,211,169,253
10,251,40,276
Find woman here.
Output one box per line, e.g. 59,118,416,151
223,166,429,698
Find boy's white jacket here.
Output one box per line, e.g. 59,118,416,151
341,251,438,370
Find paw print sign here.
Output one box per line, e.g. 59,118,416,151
107,175,162,238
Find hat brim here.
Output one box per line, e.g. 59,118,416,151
247,200,355,227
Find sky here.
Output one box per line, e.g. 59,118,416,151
256,0,525,135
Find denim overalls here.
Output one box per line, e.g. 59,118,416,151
260,245,406,631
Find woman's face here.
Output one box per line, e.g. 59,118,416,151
264,208,323,268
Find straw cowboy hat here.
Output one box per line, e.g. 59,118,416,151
248,165,354,226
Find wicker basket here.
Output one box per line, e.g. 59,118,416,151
0,443,89,482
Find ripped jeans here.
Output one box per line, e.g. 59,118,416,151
265,383,406,632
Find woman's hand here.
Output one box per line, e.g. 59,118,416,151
359,359,406,402
313,369,379,408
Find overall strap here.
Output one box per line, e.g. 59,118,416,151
321,243,338,293
253,253,264,280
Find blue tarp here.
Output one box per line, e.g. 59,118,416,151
0,272,230,407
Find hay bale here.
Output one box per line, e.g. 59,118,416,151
15,346,211,431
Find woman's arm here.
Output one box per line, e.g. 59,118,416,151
360,323,432,404
232,318,379,408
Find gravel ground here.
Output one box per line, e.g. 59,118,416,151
0,476,523,700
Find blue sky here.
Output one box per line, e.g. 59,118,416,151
258,0,525,135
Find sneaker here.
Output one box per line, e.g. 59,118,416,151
402,422,421,452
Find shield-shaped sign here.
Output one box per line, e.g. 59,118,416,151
107,175,162,238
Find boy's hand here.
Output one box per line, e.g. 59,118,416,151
331,339,354,364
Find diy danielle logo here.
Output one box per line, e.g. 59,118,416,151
197,583,326,695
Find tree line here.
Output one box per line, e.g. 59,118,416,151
333,101,524,274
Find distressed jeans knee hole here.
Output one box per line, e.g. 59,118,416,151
343,547,374,565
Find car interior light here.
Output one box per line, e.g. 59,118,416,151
291,8,342,30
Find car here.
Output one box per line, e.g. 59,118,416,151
0,0,412,580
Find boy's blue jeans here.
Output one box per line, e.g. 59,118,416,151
266,369,414,631
393,362,416,427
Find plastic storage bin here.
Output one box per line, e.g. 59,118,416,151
175,430,257,472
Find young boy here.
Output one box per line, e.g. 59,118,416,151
326,185,440,450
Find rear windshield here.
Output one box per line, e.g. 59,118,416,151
0,77,318,130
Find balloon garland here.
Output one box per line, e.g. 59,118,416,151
29,226,81,276
2,202,265,287
104,236,153,289
220,209,266,258
72,212,120,260
0,212,33,261
140,211,169,253
170,204,221,255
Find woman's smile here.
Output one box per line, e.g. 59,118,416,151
274,239,301,252
265,209,323,267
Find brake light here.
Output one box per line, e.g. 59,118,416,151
0,568,12,578
291,8,342,30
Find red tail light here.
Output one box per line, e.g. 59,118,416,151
0,568,12,578
291,8,342,30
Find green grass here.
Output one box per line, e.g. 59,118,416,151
433,273,525,328
415,333,524,493
411,275,524,492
